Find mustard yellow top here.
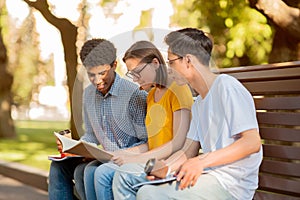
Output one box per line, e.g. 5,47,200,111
146,82,193,150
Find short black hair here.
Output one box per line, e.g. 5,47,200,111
165,28,213,66
80,38,117,67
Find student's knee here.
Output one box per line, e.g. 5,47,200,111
136,185,156,200
94,164,116,185
74,163,87,181
112,167,127,188
49,161,59,175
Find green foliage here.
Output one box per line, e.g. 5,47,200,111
170,0,202,28
171,0,273,67
0,120,69,171
8,11,55,106
0,4,9,38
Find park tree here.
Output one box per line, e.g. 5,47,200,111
0,1,16,138
249,0,300,63
173,0,273,68
23,0,83,139
10,10,46,109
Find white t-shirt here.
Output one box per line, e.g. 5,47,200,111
187,74,263,200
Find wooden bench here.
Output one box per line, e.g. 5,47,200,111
218,61,300,199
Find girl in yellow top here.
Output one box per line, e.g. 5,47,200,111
110,41,193,200
112,40,194,164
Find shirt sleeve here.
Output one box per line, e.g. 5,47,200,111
128,89,148,145
222,83,258,137
169,83,194,112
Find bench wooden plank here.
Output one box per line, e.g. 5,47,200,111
260,160,300,177
243,79,300,95
258,174,300,197
256,112,300,126
225,67,300,82
254,96,300,110
259,127,300,142
217,61,300,74
262,144,300,160
254,191,300,200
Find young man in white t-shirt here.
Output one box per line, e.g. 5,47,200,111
134,28,263,200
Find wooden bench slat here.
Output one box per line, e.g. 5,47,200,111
259,127,300,142
226,67,300,82
254,96,300,110
260,160,300,177
217,61,300,74
262,144,300,160
254,190,300,200
256,112,300,126
243,79,300,95
258,174,300,196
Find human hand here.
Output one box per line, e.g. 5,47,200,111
175,157,204,190
111,154,138,166
56,138,76,158
56,138,63,153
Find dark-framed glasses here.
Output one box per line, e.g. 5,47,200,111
126,63,149,79
166,57,183,66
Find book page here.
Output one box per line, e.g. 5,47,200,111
54,132,80,152
132,169,211,189
132,174,177,189
66,141,113,162
54,132,113,162
48,155,83,162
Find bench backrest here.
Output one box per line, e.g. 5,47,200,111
218,61,300,199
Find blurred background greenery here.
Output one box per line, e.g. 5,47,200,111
0,120,68,171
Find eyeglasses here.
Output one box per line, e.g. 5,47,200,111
126,63,149,79
166,57,183,65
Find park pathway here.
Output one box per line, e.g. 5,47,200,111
0,174,48,200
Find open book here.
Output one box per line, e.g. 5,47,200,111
52,132,113,163
132,174,177,189
48,154,83,162
132,169,211,189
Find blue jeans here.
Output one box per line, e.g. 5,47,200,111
83,161,119,200
74,162,89,200
113,163,147,200
48,157,84,200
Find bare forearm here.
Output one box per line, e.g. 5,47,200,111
166,139,200,172
201,129,262,169
134,138,184,163
122,143,149,154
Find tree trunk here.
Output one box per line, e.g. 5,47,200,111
0,28,16,138
24,0,83,139
249,0,300,63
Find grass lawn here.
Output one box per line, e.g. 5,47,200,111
0,120,69,171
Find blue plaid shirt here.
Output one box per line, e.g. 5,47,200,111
80,74,148,151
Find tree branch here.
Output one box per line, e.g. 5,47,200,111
249,0,300,40
23,0,76,32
